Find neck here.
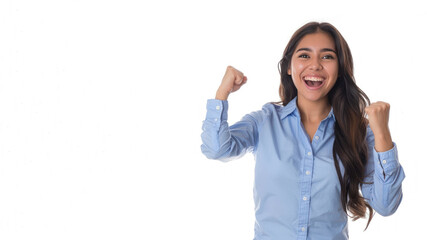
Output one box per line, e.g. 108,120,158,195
296,96,331,123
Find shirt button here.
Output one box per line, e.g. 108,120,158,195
214,118,218,122
382,160,387,164
314,136,319,140
301,227,306,232
216,105,221,110
307,152,312,156
306,170,311,175
303,196,308,201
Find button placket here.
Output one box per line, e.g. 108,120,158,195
297,146,314,239
296,118,316,239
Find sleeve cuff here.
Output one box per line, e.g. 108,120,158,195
205,99,229,130
374,142,400,175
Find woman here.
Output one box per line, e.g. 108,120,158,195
200,22,405,240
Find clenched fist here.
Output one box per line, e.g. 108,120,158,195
365,101,394,152
215,66,247,100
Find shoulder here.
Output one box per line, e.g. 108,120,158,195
261,101,287,117
261,102,282,113
244,102,283,125
244,98,297,125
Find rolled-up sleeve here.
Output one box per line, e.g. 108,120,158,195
200,99,260,162
361,126,405,216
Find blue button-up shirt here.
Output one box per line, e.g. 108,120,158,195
201,97,405,240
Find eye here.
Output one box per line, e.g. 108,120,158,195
298,54,309,59
322,54,335,59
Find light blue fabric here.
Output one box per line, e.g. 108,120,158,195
200,97,405,240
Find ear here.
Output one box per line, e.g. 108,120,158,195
287,68,291,75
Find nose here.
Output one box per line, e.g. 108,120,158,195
309,58,323,70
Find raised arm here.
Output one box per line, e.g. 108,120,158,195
200,66,259,162
361,102,405,216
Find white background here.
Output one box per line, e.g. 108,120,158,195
0,0,425,239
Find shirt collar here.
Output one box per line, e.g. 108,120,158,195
277,96,336,122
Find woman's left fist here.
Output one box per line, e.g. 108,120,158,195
365,101,393,152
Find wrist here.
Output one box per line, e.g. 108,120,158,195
374,133,393,152
215,89,230,100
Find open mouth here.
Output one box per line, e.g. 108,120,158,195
303,76,325,88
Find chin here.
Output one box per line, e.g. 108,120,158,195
301,93,327,102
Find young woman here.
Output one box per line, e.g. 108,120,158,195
200,22,405,240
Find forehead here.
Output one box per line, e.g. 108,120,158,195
295,31,336,51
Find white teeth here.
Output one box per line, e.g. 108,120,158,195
304,76,324,81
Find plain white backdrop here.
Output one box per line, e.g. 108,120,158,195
0,0,426,239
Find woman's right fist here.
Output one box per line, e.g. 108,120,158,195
215,66,247,100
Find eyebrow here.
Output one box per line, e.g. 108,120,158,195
296,47,337,54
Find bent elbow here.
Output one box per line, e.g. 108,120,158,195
200,144,232,162
376,208,397,217
374,193,403,217
375,207,396,217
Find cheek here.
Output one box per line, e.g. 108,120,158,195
290,61,305,77
331,62,339,76
325,63,339,79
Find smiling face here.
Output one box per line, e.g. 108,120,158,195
287,31,339,104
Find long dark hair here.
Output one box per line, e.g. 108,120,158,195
276,22,373,229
